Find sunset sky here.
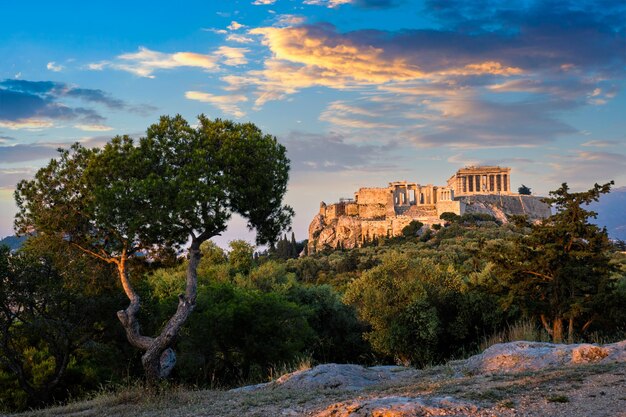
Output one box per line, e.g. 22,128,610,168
1,0,625,246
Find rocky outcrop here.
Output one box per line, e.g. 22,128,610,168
231,340,626,416
234,363,417,392
465,340,626,374
460,194,551,223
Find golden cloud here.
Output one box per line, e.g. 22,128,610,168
233,25,524,107
91,47,218,78
215,46,250,66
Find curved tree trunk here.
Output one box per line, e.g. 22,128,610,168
115,240,201,384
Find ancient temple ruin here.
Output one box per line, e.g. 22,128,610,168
447,166,511,196
308,165,552,253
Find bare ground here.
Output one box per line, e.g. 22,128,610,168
8,359,626,417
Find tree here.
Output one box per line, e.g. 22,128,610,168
492,182,616,343
14,115,293,382
518,184,532,195
0,240,119,409
439,212,460,223
401,220,423,237
228,240,255,275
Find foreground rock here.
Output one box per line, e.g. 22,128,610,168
466,340,626,374
233,363,418,392
314,396,478,417
234,340,626,417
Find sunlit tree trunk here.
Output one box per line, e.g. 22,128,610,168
114,242,200,384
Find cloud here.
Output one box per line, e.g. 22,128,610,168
0,79,139,130
227,34,254,43
214,46,249,66
222,0,624,148
407,97,578,148
228,21,245,31
275,14,306,26
184,91,248,118
282,131,398,172
0,135,15,144
0,143,62,163
74,124,114,132
46,62,64,72
546,150,626,189
0,168,37,188
0,119,55,130
581,140,620,148
203,28,228,34
319,101,397,129
303,0,353,8
89,47,219,78
252,0,276,4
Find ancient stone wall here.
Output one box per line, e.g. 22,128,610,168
355,187,393,219
436,200,464,218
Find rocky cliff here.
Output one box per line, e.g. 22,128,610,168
308,194,551,254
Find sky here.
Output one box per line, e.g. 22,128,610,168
1,0,625,247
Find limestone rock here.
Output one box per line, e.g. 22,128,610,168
272,364,415,391
461,195,551,222
235,364,416,392
466,340,626,374
314,396,479,417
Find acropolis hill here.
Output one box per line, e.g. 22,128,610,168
308,166,551,254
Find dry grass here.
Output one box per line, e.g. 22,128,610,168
9,361,626,417
480,320,550,352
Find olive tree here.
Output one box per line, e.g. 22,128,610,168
15,115,293,382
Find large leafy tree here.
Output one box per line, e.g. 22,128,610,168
492,182,616,343
14,115,293,382
0,240,118,409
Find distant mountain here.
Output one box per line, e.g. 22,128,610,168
592,186,626,242
0,235,27,251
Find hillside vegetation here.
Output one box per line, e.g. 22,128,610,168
2,183,625,412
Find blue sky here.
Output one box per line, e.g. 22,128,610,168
1,0,625,246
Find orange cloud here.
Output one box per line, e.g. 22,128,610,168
233,25,525,107
249,26,426,84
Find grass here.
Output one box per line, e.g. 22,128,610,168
480,320,550,352
9,359,626,416
546,394,570,403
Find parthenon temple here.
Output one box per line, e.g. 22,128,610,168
447,166,511,196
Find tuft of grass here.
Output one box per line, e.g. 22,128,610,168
546,394,570,403
480,320,550,352
267,354,313,382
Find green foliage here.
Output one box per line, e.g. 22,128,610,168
491,182,623,342
518,184,532,195
344,252,501,366
228,240,255,275
440,212,460,222
0,239,127,411
402,220,424,237
285,285,371,363
173,282,314,385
